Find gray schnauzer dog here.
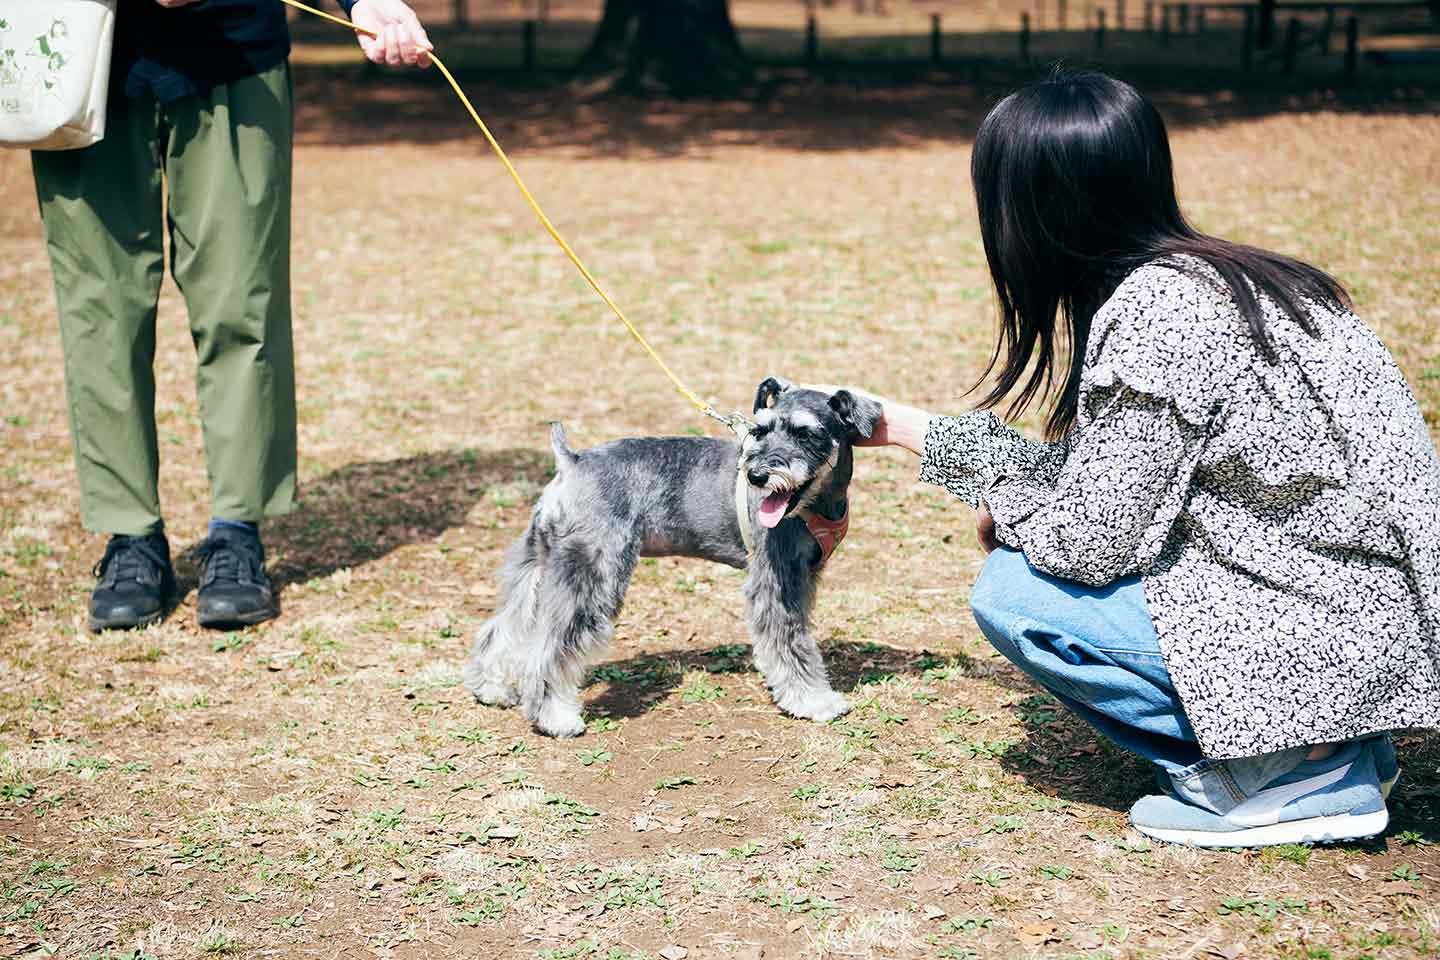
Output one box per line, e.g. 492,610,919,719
462,376,882,737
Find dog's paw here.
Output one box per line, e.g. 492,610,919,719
469,679,520,708
531,699,587,739
777,688,852,724
462,662,520,707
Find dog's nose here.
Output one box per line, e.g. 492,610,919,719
746,469,769,487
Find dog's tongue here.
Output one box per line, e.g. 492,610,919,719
758,491,792,529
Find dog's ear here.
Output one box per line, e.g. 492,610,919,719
752,376,794,414
828,389,883,440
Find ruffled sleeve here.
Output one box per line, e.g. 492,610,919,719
982,261,1250,584
985,387,1210,583
918,412,1061,509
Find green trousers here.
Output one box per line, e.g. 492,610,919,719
32,64,297,537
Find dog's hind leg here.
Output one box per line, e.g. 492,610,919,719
744,552,851,723
463,529,543,709
520,535,638,738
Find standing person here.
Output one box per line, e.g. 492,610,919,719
33,0,432,632
842,70,1439,847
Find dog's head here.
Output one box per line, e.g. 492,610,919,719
743,376,882,529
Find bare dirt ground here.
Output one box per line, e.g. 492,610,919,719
2,34,1439,960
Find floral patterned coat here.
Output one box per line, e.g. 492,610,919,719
920,259,1440,758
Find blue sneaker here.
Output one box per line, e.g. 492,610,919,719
1131,740,1388,848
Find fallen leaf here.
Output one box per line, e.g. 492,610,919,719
657,948,688,960
785,918,806,933
1072,932,1103,950
1345,863,1371,882
923,904,946,920
1378,880,1418,897
1015,922,1060,946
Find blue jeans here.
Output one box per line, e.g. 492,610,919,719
970,548,1308,813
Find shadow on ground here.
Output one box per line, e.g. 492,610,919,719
577,637,1034,721
172,447,552,593
288,23,1440,154
1001,690,1440,841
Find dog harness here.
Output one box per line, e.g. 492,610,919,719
799,505,849,568
734,435,849,569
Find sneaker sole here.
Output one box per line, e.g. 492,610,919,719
198,607,278,631
88,609,166,633
1134,808,1389,849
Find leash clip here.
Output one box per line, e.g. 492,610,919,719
705,406,754,440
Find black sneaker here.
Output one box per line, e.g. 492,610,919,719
89,532,176,633
195,527,278,630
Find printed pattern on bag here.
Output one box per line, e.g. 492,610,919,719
1,18,74,119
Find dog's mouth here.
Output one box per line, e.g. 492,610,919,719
757,489,793,529
756,476,815,529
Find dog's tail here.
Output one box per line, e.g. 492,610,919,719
549,421,579,472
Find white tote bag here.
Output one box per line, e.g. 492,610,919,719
0,0,117,150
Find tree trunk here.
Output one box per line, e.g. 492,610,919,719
578,0,752,97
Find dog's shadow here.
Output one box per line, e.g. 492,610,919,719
579,637,1036,722
171,447,552,597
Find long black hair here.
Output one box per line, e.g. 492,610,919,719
970,69,1350,439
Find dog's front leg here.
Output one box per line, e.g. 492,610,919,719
744,547,851,723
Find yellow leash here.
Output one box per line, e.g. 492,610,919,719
278,0,747,435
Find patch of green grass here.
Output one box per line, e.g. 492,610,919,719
681,677,724,702
953,738,1015,760
577,747,613,766
746,886,839,917
883,844,919,872
212,634,248,653
971,869,1010,888
587,872,665,911
2,783,36,801
198,927,240,955
945,915,994,933
1217,895,1307,919
728,840,763,859
545,794,599,819
1271,843,1311,866
703,643,751,673
455,878,529,924
589,661,673,687
364,807,405,831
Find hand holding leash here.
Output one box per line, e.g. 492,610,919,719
349,0,432,68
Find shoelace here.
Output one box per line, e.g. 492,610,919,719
194,535,265,588
93,535,169,588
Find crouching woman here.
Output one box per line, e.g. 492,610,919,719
856,71,1440,847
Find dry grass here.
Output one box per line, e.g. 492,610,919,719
1,35,1439,960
